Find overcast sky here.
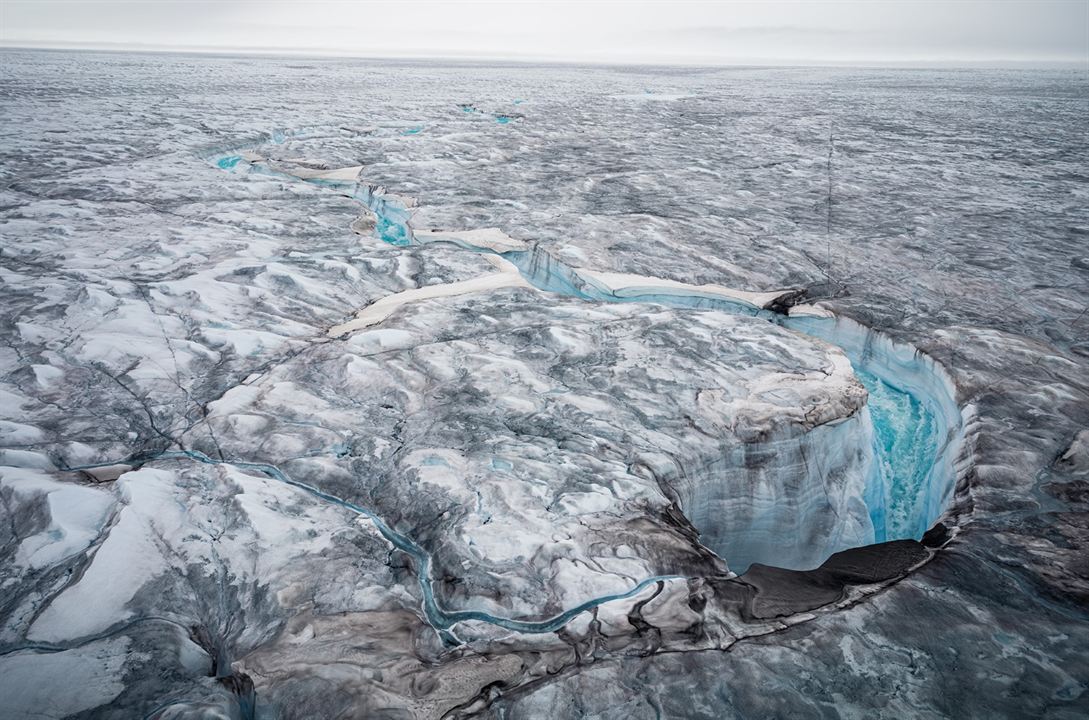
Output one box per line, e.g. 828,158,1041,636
2,0,1087,65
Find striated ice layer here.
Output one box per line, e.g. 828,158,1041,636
665,408,876,573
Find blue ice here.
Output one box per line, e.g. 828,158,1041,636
377,215,411,245
216,155,242,170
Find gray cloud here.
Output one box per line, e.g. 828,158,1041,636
1,0,1086,64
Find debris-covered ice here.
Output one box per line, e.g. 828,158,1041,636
1,49,1087,719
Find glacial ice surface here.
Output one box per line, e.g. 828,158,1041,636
1,50,1087,720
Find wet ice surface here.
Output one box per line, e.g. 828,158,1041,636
1,50,1088,719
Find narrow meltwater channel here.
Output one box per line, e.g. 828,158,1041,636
62,451,681,645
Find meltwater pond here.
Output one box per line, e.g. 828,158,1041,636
216,154,242,170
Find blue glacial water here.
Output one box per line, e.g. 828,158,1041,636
211,150,416,247
216,155,242,170
376,212,412,246
781,314,953,547
350,183,414,246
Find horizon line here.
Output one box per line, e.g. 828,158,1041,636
2,40,1086,71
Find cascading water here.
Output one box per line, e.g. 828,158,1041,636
857,369,941,542
782,313,962,554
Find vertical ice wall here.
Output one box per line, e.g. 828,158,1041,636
669,409,878,573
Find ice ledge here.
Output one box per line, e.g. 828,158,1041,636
328,256,528,337
415,227,529,253
576,268,797,311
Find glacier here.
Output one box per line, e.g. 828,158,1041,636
0,49,1086,720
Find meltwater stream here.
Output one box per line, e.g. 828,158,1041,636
206,134,964,637
64,449,679,646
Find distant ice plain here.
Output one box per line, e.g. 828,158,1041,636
1,50,1087,719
